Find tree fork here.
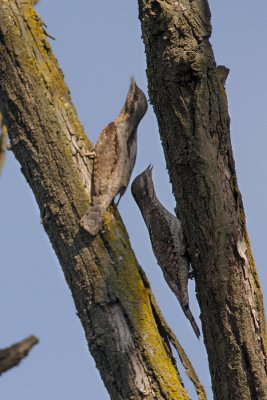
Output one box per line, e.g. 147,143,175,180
138,0,267,399
0,1,206,399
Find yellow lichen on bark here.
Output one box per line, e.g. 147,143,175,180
101,210,190,399
0,1,206,399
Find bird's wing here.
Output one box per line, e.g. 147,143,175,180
93,122,119,196
149,206,188,289
149,206,174,269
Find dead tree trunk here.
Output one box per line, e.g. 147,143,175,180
0,1,205,399
138,1,267,399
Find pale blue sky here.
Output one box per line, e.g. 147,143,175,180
0,2,266,399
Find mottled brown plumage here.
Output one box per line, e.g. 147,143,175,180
81,79,147,235
131,165,200,338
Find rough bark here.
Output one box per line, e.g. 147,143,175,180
138,1,267,399
0,1,206,399
0,336,38,374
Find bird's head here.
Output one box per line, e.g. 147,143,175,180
122,78,148,128
131,164,155,203
131,165,155,225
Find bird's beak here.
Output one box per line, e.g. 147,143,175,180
146,164,153,175
129,76,136,91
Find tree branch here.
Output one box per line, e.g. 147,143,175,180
138,0,267,399
0,1,205,399
0,336,38,374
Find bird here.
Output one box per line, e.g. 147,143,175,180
81,78,148,235
131,165,200,338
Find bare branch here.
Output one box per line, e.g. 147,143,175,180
0,336,38,375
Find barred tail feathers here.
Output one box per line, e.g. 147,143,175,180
183,305,201,339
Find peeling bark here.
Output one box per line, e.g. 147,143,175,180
138,1,267,399
0,336,38,374
0,1,205,399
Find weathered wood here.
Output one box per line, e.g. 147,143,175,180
0,1,205,399
0,336,38,374
138,1,267,399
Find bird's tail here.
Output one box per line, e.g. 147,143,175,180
183,305,201,339
80,204,103,236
